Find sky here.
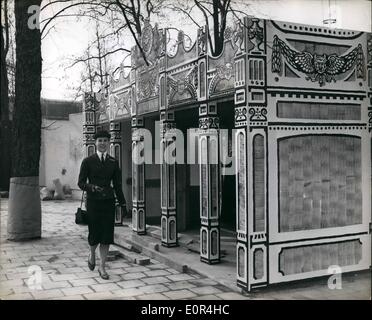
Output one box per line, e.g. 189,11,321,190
40,0,372,101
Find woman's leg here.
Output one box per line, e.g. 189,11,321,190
89,244,98,264
98,199,115,275
87,198,98,265
99,244,110,272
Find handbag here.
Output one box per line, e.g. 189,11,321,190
75,191,88,225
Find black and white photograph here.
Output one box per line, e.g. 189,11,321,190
0,0,371,308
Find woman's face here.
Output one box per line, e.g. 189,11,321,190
95,137,109,153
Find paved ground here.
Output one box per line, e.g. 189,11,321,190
0,199,250,300
0,199,370,300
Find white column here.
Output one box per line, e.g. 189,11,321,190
199,103,220,264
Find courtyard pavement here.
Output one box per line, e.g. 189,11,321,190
0,198,370,300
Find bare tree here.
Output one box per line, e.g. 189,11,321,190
164,0,262,57
65,18,132,100
7,0,43,240
194,0,231,56
165,0,232,56
40,0,168,68
0,0,12,192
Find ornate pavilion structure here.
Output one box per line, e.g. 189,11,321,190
82,16,372,291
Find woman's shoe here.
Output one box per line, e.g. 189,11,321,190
98,268,109,280
88,255,95,271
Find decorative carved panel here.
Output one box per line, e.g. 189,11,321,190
209,63,234,96
167,65,198,104
137,64,159,101
272,36,365,87
247,18,265,53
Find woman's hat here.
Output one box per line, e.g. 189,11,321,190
93,130,111,140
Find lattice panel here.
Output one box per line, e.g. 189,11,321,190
278,135,362,232
161,140,167,207
237,131,247,231
132,156,137,201
169,163,176,207
238,246,246,278
279,240,363,275
253,134,265,232
200,137,208,218
138,160,144,202
161,217,166,240
169,220,176,241
254,249,264,280
277,102,361,120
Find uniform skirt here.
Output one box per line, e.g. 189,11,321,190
86,198,115,246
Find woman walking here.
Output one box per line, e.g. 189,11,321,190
78,130,126,280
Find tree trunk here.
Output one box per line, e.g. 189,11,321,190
7,0,42,241
0,25,11,192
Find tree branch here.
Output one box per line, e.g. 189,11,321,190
65,47,130,69
40,2,102,35
41,120,58,130
115,0,149,66
194,0,215,55
41,0,76,12
113,63,131,75
165,4,201,28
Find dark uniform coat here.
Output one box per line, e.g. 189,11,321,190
78,153,126,246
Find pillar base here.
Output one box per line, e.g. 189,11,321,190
237,280,267,292
161,242,179,248
200,257,220,265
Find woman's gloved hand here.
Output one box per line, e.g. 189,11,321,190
92,185,104,193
